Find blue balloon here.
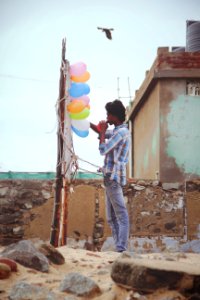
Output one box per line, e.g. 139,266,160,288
71,125,89,138
69,83,90,98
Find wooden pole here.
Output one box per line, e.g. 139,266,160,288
50,38,67,247
60,58,72,246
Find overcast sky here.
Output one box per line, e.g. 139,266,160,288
0,0,199,173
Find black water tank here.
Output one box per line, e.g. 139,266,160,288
171,46,185,52
186,20,200,52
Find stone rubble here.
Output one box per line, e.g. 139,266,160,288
0,239,200,299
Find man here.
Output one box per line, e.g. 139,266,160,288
90,99,130,252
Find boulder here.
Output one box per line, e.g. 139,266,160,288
36,242,65,265
0,240,49,272
111,256,200,293
60,272,101,297
9,281,57,300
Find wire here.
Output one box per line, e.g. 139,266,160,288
0,73,56,83
77,157,101,169
78,167,103,177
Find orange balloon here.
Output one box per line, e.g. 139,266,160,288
67,100,85,113
70,71,90,83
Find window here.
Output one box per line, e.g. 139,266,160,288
186,81,200,96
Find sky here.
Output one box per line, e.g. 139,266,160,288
0,0,199,174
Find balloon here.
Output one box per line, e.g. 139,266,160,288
67,100,85,113
69,83,90,98
70,95,90,105
71,71,90,83
71,125,89,138
71,119,90,131
69,62,87,77
69,107,90,120
80,95,90,105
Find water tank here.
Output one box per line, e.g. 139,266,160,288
171,46,185,52
186,20,200,52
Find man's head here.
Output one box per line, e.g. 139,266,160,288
105,99,126,125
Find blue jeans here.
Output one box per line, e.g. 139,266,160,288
104,175,129,252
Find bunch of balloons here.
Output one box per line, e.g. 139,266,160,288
67,62,91,138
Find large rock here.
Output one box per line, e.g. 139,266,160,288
9,281,57,300
0,240,49,272
111,256,200,293
35,241,65,265
59,272,101,297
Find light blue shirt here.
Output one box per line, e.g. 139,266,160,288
99,124,130,186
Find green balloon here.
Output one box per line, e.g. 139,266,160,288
69,108,90,120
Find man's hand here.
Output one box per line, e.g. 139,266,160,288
98,121,108,144
97,121,108,133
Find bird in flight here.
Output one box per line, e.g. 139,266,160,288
97,27,114,40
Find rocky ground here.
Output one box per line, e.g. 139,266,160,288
0,240,200,300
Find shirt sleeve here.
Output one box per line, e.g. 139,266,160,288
99,131,123,155
105,130,112,139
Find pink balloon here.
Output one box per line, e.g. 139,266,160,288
78,95,90,105
70,62,87,77
69,95,90,105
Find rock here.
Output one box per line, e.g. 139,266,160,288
63,296,79,300
13,226,24,235
42,190,52,199
59,272,101,297
9,281,57,300
0,212,22,224
131,184,145,191
0,240,49,272
37,242,65,265
142,290,186,299
162,183,180,190
0,257,18,271
24,202,33,209
136,180,146,186
152,180,160,187
0,187,9,196
165,221,176,230
0,262,11,279
111,257,200,293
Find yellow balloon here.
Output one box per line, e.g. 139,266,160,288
69,108,90,120
67,100,85,113
70,71,90,83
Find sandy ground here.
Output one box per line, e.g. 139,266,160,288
1,246,200,300
0,246,127,300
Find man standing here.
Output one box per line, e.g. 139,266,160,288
90,100,130,252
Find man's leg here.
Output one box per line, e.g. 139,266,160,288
106,180,129,252
105,188,119,248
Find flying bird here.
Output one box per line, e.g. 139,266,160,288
97,27,114,40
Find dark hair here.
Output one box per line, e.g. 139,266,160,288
105,99,126,122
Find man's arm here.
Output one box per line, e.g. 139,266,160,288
97,121,108,144
90,122,100,134
99,129,129,156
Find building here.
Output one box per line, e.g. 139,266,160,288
127,47,200,182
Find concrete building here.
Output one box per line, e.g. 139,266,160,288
127,47,200,182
